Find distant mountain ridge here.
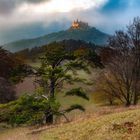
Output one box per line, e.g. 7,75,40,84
4,24,110,52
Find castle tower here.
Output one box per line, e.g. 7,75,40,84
72,20,80,29
71,19,90,29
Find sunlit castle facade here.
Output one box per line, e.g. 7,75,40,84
71,19,89,29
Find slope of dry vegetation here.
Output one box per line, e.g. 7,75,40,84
0,106,140,140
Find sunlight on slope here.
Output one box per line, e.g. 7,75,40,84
41,109,140,140
0,108,140,140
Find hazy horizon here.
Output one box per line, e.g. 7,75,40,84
0,0,140,45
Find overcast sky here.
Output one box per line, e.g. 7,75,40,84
0,0,140,45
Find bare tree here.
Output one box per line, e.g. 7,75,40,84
105,53,135,106
127,17,140,104
95,72,116,105
99,17,140,106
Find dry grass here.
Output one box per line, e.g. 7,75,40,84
41,107,140,140
1,106,140,140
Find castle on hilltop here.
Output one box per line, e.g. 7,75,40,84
71,19,89,29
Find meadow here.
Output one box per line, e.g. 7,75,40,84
0,106,140,140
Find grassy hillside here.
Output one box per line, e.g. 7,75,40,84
4,28,109,52
0,107,140,140
41,108,140,140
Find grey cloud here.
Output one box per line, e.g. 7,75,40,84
0,0,139,45
25,0,47,3
0,0,17,15
0,0,49,15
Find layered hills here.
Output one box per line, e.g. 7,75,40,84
4,21,110,52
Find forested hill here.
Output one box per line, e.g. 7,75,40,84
14,40,97,58
4,27,110,52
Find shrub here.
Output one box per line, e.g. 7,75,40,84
0,94,60,126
